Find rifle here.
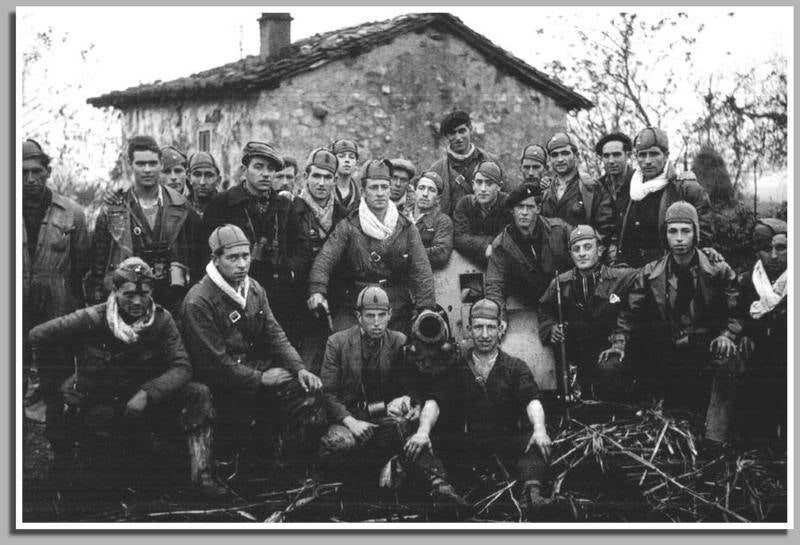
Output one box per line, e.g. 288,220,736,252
554,270,572,418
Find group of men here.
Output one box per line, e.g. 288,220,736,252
21,107,787,518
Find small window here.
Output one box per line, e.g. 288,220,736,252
198,129,211,152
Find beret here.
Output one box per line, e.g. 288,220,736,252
595,132,633,155
546,132,578,154
388,158,417,178
440,110,471,136
520,144,547,165
634,127,669,152
415,171,444,193
241,141,283,168
753,218,788,241
356,285,390,310
331,138,359,158
305,147,338,175
209,224,250,253
506,183,543,209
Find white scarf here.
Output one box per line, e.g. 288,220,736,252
299,187,334,233
629,161,674,202
106,292,155,344
359,197,399,241
446,144,477,162
750,259,788,319
206,261,250,309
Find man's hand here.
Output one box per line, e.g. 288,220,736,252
738,336,755,361
485,245,493,259
403,431,432,462
343,416,377,443
710,335,737,359
307,293,328,313
701,247,725,264
550,323,567,344
125,389,148,417
297,369,322,393
525,430,552,461
102,187,125,206
598,346,625,365
261,368,293,387
386,395,412,418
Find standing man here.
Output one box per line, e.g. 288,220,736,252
160,145,191,196
452,160,511,268
519,144,550,193
331,138,361,214
485,184,572,309
594,132,634,229
86,135,203,315
274,155,299,198
406,171,454,270
187,151,221,218
429,110,499,215
601,201,742,446
388,158,416,213
617,127,716,268
540,132,615,250
307,159,436,334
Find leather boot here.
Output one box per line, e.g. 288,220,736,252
188,424,228,497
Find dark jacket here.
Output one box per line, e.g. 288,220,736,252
320,325,410,422
611,250,742,351
307,210,436,311
29,303,191,406
597,166,634,239
485,217,572,308
334,176,361,215
453,193,511,267
541,173,616,246
738,268,787,366
409,207,454,270
180,274,305,397
286,196,348,288
430,146,499,216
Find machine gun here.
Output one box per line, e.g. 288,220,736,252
404,305,459,376
554,270,575,418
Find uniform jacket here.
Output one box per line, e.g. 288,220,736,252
453,193,511,267
485,217,572,308
409,207,454,270
180,274,305,397
611,250,741,351
28,303,191,406
22,192,89,326
430,146,499,216
286,195,348,288
307,209,435,310
597,166,634,238
541,173,616,246
320,325,410,422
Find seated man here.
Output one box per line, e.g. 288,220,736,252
180,225,325,468
318,286,461,502
29,258,221,502
406,171,454,270
538,225,637,400
601,201,742,446
431,299,552,516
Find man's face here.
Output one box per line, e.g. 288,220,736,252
414,178,439,212
336,151,357,176
666,222,695,257
363,179,390,213
636,146,668,181
512,196,540,231
757,233,788,277
115,281,153,320
213,245,251,285
190,168,220,199
469,316,501,354
305,166,335,203
22,158,50,200
472,173,500,206
601,141,628,176
549,146,578,177
243,156,278,194
161,165,188,193
571,238,601,271
390,169,412,202
131,150,162,189
273,166,296,193
357,308,391,339
446,123,472,155
520,158,545,183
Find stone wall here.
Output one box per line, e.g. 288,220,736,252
119,28,569,187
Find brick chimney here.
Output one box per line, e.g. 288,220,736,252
258,12,292,60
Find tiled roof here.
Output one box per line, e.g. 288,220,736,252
87,12,593,111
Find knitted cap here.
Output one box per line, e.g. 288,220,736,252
305,147,338,175
112,257,156,287
569,225,600,246
22,139,50,163
361,159,392,182
331,138,359,158
634,127,669,153
440,110,471,136
546,132,578,154
388,158,417,179
356,285,390,310
473,160,503,186
241,141,283,168
520,144,547,165
188,151,220,173
161,146,188,170
470,298,501,322
415,171,444,194
209,224,250,253
665,201,700,244
506,183,542,209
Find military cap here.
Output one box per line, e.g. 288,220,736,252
161,146,188,171
470,298,502,322
331,138,359,158
112,256,156,287
388,158,417,179
209,224,250,253
440,110,471,136
473,160,504,186
305,147,338,175
415,171,444,194
753,218,788,248
665,201,700,244
356,285,390,310
361,159,393,181
22,139,50,163
634,127,669,153
506,183,542,209
127,135,161,160
520,144,547,165
595,132,633,155
546,132,578,154
188,151,220,173
241,141,283,168
569,224,600,246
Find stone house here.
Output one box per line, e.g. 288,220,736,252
88,12,592,187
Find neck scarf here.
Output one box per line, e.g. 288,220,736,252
206,261,250,309
447,144,477,162
629,161,674,202
106,292,155,344
359,197,399,241
299,187,335,233
750,259,788,319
